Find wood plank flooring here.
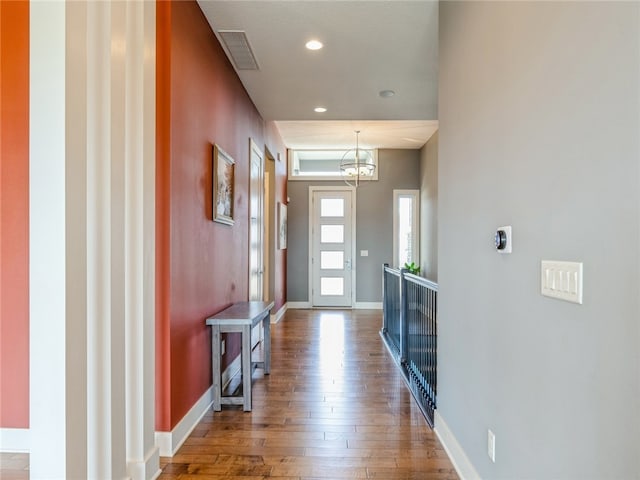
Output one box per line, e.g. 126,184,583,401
0,309,457,479
159,309,457,480
0,453,29,480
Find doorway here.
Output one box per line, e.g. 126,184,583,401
310,187,356,307
249,139,264,302
249,140,264,347
264,149,277,305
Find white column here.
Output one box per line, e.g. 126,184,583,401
123,1,159,478
83,1,114,477
65,1,91,478
29,1,70,478
29,1,158,478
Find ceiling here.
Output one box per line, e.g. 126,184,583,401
197,1,439,150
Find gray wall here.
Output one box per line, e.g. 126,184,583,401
420,131,438,282
287,149,420,303
438,2,640,478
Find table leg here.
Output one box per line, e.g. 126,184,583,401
212,326,222,411
263,314,271,375
242,324,252,411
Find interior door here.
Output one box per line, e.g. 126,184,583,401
263,171,270,302
249,140,264,346
311,189,354,307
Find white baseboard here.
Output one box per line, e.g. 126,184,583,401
0,428,30,452
150,467,162,480
155,356,242,457
434,410,481,480
155,387,213,457
287,301,311,309
128,443,161,480
354,302,382,309
287,301,381,310
270,302,288,324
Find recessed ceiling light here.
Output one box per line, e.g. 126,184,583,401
314,107,327,113
379,89,396,98
306,40,323,50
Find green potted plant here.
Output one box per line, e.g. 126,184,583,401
403,262,420,275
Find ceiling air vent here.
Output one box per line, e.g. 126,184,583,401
218,30,259,71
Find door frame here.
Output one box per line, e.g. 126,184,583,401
248,138,264,302
264,148,277,304
308,186,357,308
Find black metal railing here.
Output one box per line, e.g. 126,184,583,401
381,266,402,359
381,264,438,427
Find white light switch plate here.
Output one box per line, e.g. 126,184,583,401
360,250,368,257
541,261,583,304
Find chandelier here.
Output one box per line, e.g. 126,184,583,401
339,130,376,188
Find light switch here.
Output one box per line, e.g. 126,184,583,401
360,250,369,257
541,261,583,304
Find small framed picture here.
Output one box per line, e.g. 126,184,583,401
278,202,287,250
213,144,235,225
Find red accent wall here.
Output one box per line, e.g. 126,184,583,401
0,0,30,428
156,0,287,431
155,0,172,431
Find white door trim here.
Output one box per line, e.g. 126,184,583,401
249,139,265,347
249,138,264,302
308,186,356,307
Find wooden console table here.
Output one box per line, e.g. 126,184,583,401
206,301,274,411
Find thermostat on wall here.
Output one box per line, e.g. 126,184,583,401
495,226,512,254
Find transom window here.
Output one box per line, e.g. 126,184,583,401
288,149,378,181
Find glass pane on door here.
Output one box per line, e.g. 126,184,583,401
321,251,344,270
320,225,344,243
321,198,344,217
321,277,344,296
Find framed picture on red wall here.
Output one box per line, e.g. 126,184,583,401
278,202,287,249
213,144,235,226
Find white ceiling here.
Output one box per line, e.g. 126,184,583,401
275,120,439,150
197,1,439,149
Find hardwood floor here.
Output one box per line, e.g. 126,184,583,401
0,309,457,479
0,453,29,480
159,309,458,480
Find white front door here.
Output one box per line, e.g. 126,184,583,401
311,188,355,307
